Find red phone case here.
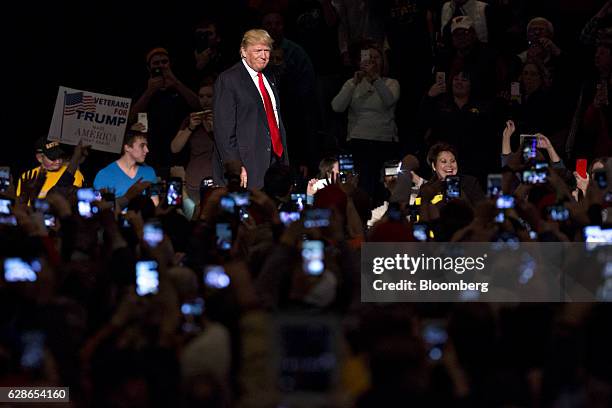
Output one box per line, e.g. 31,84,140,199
576,159,588,178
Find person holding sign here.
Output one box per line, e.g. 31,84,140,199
93,131,158,206
17,137,84,200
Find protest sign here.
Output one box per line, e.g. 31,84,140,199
48,86,131,153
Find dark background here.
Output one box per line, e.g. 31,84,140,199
4,0,254,179
4,0,607,179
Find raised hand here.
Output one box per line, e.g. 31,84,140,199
18,169,46,204
147,76,164,94
503,120,515,140
428,82,447,97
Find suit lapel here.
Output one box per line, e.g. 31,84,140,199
238,62,268,126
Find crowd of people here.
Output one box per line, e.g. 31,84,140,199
2,1,612,407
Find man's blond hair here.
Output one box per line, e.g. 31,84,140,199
240,29,273,53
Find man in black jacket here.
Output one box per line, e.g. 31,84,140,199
213,29,289,189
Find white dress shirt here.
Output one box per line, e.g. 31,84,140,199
242,59,280,125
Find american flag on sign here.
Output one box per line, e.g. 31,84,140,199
64,92,96,116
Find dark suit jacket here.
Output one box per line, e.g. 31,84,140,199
212,61,289,189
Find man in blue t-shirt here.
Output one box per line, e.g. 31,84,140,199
94,131,158,205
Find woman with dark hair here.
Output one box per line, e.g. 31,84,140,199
505,60,561,138
307,156,340,195
418,142,485,208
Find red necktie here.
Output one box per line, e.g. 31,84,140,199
257,72,283,157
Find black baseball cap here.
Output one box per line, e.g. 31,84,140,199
35,137,67,160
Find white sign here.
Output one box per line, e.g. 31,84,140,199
48,86,131,153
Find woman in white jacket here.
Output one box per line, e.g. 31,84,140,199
331,43,400,203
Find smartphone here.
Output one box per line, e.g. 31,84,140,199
520,135,538,162
487,174,502,197
0,166,10,192
574,158,588,179
496,195,515,209
547,205,569,222
216,222,232,251
230,191,250,207
220,195,236,214
291,193,307,212
20,331,45,370
445,176,461,199
302,240,325,276
510,81,521,102
0,198,13,215
338,154,354,175
435,71,446,85
151,67,163,78
200,177,214,201
203,265,230,289
360,49,370,64
584,225,612,245
593,169,607,189
143,219,163,247
304,208,332,228
35,199,57,228
239,207,250,221
280,211,301,226
135,260,159,296
117,211,131,229
387,202,402,221
166,178,183,206
77,188,100,218
181,297,205,333
0,215,17,225
495,211,505,223
137,112,148,133
413,223,428,242
384,164,400,177
422,320,448,361
3,257,41,282
522,168,547,184
181,297,205,316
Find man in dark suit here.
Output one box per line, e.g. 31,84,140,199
213,29,289,189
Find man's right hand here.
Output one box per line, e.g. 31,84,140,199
503,120,515,140
147,76,164,94
195,48,213,70
124,178,151,201
240,166,248,188
188,112,203,130
71,140,91,166
428,82,446,97
353,71,365,85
